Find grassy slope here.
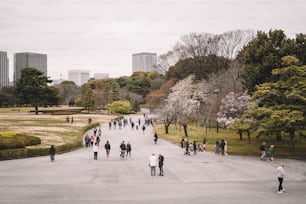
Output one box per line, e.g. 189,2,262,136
154,123,306,160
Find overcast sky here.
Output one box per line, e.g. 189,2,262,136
1,0,306,81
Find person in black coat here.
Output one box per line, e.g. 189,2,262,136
154,132,158,144
158,154,164,176
50,145,56,162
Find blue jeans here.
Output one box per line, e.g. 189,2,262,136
150,166,156,176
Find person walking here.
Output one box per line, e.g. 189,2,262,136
220,139,225,155
126,142,132,157
84,134,90,147
180,138,185,149
104,140,111,158
260,141,266,160
214,140,220,155
193,141,197,155
276,163,285,193
49,145,56,162
93,142,99,160
142,125,146,134
184,140,190,155
120,141,126,159
154,132,158,144
269,145,275,161
149,153,158,176
158,154,164,176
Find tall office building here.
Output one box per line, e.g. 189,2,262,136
14,52,47,83
0,51,9,88
68,70,90,86
132,52,157,73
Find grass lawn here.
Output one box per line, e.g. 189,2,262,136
154,123,306,160
0,106,83,113
0,112,114,148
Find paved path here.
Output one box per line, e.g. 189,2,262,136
0,115,306,204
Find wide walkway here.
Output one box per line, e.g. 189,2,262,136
0,115,306,204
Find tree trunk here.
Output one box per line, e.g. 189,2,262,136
183,124,188,137
289,127,295,150
164,123,169,134
35,105,39,115
247,130,250,144
239,130,243,140
216,121,219,133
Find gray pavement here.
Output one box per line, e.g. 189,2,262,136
0,115,306,204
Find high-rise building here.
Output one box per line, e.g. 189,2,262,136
132,52,157,73
0,51,9,88
14,52,47,83
68,70,90,86
94,73,109,80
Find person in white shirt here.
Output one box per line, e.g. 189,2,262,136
93,142,99,160
276,163,285,193
149,154,158,176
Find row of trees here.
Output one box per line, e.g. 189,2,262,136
156,29,306,150
0,68,165,114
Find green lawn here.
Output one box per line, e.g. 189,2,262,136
154,123,306,160
0,106,83,113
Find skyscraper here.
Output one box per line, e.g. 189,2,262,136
14,52,47,83
68,70,90,86
0,51,9,88
132,52,157,73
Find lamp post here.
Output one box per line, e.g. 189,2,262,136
214,88,220,133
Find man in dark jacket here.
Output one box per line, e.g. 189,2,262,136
50,145,56,162
104,141,111,158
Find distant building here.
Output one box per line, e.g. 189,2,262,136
94,73,109,80
68,70,90,86
132,52,157,73
0,51,9,88
14,52,47,84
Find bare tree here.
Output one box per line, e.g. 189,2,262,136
217,30,255,59
156,30,255,72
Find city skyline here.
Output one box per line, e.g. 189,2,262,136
1,0,306,81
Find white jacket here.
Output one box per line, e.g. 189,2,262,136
276,166,285,178
149,155,157,167
93,144,99,153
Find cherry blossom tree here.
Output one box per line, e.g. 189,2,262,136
161,75,209,137
217,91,251,128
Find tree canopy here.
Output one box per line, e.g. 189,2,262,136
239,29,306,93
233,63,306,148
15,67,59,114
105,100,132,114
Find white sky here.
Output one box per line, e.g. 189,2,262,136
1,0,306,81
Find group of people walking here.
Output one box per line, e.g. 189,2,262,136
259,141,275,161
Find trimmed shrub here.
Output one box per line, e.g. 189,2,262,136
0,133,41,150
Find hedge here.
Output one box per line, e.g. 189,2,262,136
0,122,101,160
0,134,41,150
